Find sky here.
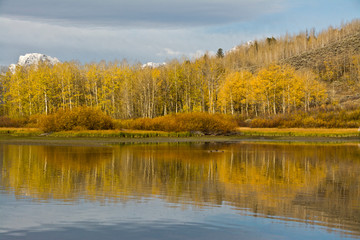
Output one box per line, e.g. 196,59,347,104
0,0,359,66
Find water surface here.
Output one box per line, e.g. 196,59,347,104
1,142,359,239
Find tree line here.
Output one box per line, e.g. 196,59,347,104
0,19,359,120
0,60,330,119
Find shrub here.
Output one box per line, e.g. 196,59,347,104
0,116,20,127
0,116,27,128
114,112,237,134
248,109,360,128
37,107,114,132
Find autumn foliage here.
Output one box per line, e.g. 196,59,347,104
0,19,359,130
218,65,327,116
115,112,237,134
0,116,25,127
38,107,114,132
248,109,360,128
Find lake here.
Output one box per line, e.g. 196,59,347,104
0,142,359,240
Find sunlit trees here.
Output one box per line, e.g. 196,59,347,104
218,71,253,115
0,60,330,120
296,70,327,112
218,65,327,116
1,20,359,123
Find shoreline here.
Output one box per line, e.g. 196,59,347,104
0,127,359,146
0,135,359,147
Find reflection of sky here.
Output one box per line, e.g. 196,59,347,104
0,0,359,65
0,192,354,240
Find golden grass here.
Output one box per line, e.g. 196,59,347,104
0,127,42,136
237,127,360,137
0,127,194,138
0,127,41,133
1,127,359,138
238,127,359,133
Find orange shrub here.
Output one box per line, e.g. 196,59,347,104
0,116,29,127
37,107,114,132
249,109,360,128
114,112,237,134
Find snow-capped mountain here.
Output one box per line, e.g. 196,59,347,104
227,40,255,54
142,62,166,68
9,53,60,73
18,53,60,66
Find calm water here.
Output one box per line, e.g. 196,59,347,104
0,142,360,240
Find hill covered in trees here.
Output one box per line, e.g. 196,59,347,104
227,19,360,106
0,19,359,129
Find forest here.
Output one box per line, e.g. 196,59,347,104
0,19,360,130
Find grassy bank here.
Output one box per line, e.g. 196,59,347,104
238,127,360,137
0,128,42,136
51,130,194,138
0,127,359,147
0,127,359,139
0,128,199,138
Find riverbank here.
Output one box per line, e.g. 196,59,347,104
237,127,360,137
0,127,359,146
1,127,359,137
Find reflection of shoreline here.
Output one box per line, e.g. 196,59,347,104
1,143,360,237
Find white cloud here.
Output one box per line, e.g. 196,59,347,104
157,48,183,57
164,48,182,56
0,16,260,65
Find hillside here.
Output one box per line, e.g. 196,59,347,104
281,30,360,105
225,20,360,107
226,19,360,71
280,31,360,70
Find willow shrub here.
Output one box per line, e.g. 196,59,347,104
115,112,237,134
38,107,114,132
0,116,26,127
249,109,360,128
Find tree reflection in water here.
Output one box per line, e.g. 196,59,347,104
1,143,359,236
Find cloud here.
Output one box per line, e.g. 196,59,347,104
0,16,259,65
0,0,286,27
1,0,357,66
157,48,183,57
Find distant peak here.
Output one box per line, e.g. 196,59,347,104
9,53,60,73
142,62,166,68
18,53,60,66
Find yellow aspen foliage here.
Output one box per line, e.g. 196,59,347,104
0,55,347,122
218,71,253,115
